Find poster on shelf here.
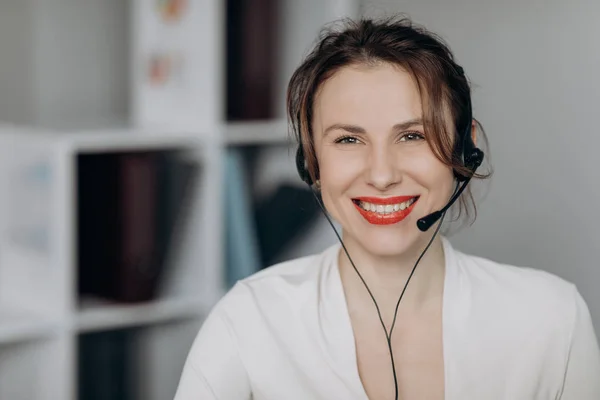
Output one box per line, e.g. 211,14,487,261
131,0,221,133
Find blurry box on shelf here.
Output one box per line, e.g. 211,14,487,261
253,182,322,267
77,149,201,304
131,0,222,131
78,328,133,400
223,145,330,287
225,0,279,121
224,0,361,122
223,147,262,288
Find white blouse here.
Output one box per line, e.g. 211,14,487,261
173,237,600,399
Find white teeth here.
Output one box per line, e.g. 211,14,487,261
357,197,417,214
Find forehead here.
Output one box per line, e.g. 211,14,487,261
313,63,423,131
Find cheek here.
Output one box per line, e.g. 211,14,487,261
417,156,452,183
316,151,360,217
406,152,455,194
316,146,362,185
319,165,354,203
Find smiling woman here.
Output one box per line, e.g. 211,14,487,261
310,62,462,261
174,16,600,400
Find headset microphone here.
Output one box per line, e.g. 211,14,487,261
416,178,468,231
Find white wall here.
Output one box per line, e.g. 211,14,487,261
33,0,130,127
0,0,35,124
361,0,600,333
0,0,130,128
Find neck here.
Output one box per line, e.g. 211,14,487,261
337,232,446,313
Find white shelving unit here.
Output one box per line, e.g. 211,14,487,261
0,0,360,399
0,305,57,344
225,119,292,145
0,125,220,400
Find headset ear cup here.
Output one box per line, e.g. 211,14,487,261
467,148,484,170
454,116,484,182
454,147,484,182
295,146,313,185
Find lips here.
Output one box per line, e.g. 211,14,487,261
352,195,419,225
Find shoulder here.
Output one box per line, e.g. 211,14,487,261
211,244,339,322
455,246,577,306
448,242,600,388
441,240,600,393
450,242,582,338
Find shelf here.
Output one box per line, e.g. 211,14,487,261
225,119,293,145
0,122,208,154
63,129,208,154
0,306,56,344
76,296,207,333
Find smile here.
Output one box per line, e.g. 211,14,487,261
352,196,419,225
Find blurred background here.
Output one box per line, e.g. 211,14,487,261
0,0,598,399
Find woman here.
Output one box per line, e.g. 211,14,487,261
174,16,600,399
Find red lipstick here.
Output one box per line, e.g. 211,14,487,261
352,196,419,225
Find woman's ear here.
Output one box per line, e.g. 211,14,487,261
471,120,477,146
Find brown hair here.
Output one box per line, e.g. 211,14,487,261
286,15,492,226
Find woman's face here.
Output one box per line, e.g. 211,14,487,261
312,63,455,257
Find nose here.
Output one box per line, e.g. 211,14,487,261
365,144,401,191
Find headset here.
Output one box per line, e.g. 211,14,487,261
294,65,484,400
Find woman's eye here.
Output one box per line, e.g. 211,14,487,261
335,136,360,144
399,132,425,142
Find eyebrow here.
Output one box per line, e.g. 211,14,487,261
323,118,423,137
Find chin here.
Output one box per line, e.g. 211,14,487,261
346,223,422,258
